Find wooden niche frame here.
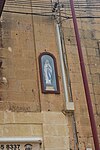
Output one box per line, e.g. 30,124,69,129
0,0,6,17
39,52,60,94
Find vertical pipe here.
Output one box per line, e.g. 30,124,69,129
69,0,100,149
56,23,69,103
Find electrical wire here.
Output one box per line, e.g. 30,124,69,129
3,10,100,19
5,4,100,12
5,0,100,6
3,0,100,19
3,10,54,16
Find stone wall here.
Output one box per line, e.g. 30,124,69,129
0,0,99,150
0,1,65,112
0,111,69,150
61,0,100,149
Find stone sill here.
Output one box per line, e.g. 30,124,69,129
0,137,42,143
66,102,75,112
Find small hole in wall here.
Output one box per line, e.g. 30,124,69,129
48,109,50,111
68,38,71,41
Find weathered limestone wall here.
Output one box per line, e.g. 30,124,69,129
0,1,65,112
0,0,69,150
0,111,69,150
0,0,99,150
0,13,40,112
62,0,100,149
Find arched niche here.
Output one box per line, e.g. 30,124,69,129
39,52,60,94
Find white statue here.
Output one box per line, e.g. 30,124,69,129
44,59,52,85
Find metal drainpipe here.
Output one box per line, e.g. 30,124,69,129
69,0,100,149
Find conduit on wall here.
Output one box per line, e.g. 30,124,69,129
56,23,69,103
56,22,74,111
69,0,100,149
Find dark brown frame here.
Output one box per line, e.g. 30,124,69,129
39,52,60,94
0,0,6,17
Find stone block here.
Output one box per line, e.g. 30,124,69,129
44,136,69,149
86,48,96,56
40,91,65,112
7,101,40,112
3,124,32,136
88,84,94,94
95,31,100,39
95,95,100,105
71,82,86,102
93,85,100,95
69,73,82,83
0,111,4,124
69,64,81,73
83,39,97,48
30,125,42,136
67,54,80,65
91,73,100,84
14,112,43,124
0,102,9,111
96,104,100,115
0,126,3,136
4,111,14,124
42,112,68,125
90,67,98,74
43,124,69,136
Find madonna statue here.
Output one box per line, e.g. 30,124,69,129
44,59,52,85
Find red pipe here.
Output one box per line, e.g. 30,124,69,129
0,0,6,17
69,0,100,149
